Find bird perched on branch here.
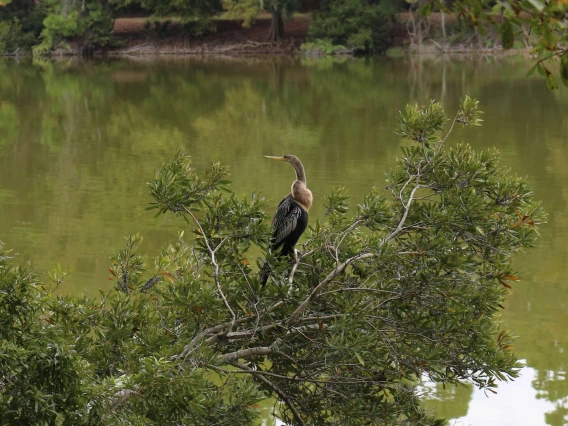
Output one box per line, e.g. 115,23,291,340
260,155,312,287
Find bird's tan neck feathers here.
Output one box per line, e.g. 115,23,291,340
291,180,313,212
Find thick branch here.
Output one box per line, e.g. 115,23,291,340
286,252,374,326
220,346,273,363
231,361,307,426
178,316,253,358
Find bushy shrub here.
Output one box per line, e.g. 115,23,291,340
308,0,395,52
34,1,117,54
300,39,351,55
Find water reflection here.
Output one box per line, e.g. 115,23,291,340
0,55,566,425
423,365,566,426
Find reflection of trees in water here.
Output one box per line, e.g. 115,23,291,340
0,56,567,424
544,401,568,426
421,382,473,421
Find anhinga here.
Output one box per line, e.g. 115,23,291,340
260,155,313,287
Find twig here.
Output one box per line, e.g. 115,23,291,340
225,324,279,340
319,288,398,296
384,180,422,242
438,112,460,155
230,362,307,426
183,207,236,330
237,261,261,341
288,249,301,289
398,174,416,206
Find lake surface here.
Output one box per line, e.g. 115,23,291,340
0,55,567,425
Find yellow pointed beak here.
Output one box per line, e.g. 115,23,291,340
264,155,286,161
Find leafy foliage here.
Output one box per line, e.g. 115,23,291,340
0,0,45,53
222,0,303,40
34,0,121,54
0,98,544,425
418,0,568,88
308,0,395,52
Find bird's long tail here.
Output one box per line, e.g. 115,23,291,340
259,260,272,287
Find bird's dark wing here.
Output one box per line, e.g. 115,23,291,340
274,206,303,248
271,195,305,251
271,194,292,229
261,196,308,286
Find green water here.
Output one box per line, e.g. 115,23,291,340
0,55,567,425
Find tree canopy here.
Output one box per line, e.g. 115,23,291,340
0,97,545,425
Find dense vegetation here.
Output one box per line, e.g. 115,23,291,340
0,0,566,80
0,97,545,424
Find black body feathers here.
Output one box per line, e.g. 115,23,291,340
260,195,309,286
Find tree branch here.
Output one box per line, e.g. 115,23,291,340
98,386,141,425
288,249,301,289
230,362,307,426
220,346,273,363
178,316,253,359
286,252,374,326
183,207,236,330
384,180,422,242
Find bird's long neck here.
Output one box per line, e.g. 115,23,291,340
291,180,312,212
292,160,306,185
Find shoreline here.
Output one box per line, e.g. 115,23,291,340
2,13,530,58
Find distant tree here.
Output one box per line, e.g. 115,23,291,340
33,0,224,53
307,0,396,52
138,0,223,35
34,0,127,53
0,98,544,425
0,0,46,53
223,0,303,41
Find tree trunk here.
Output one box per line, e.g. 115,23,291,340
441,9,447,40
268,10,284,42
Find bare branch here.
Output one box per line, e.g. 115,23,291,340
178,316,253,359
220,346,273,363
384,181,422,242
320,288,398,296
225,324,279,340
288,249,301,288
438,112,460,155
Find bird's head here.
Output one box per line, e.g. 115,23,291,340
264,155,299,164
265,155,306,184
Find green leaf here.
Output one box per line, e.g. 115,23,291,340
418,2,431,17
500,19,514,50
355,352,365,366
546,74,559,91
527,0,544,12
526,63,538,77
